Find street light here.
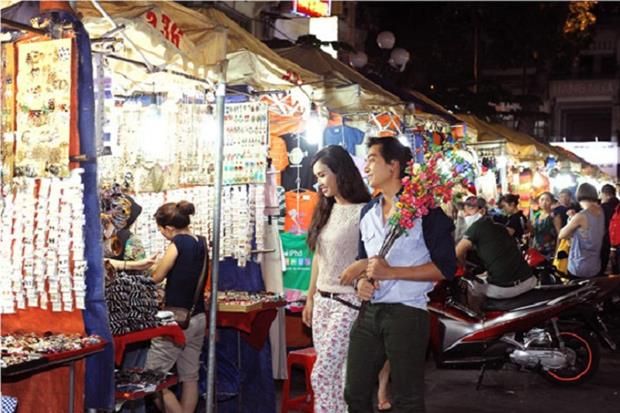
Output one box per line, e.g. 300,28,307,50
349,30,411,73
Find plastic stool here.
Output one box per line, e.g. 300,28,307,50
280,347,317,413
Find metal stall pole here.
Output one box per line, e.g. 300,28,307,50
206,80,226,413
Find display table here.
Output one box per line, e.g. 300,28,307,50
215,300,286,349
2,341,106,413
112,325,185,366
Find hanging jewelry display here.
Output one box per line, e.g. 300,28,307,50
223,102,268,185
0,172,86,314
15,38,73,179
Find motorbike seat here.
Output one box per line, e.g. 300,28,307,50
482,284,582,312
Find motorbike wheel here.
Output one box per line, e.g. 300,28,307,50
541,328,600,385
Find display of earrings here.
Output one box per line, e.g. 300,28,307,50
223,102,268,185
0,170,86,314
129,185,267,267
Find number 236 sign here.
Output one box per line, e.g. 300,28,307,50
145,10,185,49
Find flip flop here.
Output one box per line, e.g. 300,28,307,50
378,400,392,412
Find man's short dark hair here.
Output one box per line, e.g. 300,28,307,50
367,137,413,178
602,184,616,197
465,196,487,210
559,188,573,197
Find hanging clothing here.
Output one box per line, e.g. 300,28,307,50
569,208,605,278
475,171,498,203
323,125,365,155
283,190,319,234
279,232,313,293
280,133,318,191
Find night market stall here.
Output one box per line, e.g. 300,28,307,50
77,2,324,412
0,2,109,412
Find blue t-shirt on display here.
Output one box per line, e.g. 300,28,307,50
323,125,365,154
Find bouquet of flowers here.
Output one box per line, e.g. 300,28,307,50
378,140,474,257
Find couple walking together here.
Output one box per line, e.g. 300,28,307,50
302,137,456,413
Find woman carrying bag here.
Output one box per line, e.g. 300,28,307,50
145,201,209,413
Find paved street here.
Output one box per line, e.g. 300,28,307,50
279,327,620,413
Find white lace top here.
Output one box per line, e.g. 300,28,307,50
316,203,365,294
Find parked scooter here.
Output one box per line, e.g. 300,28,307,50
525,247,620,350
427,275,608,387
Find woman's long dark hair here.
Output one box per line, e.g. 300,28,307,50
307,145,371,251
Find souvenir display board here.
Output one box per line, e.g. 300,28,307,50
15,38,73,178
0,173,87,314
223,102,269,185
131,184,266,267
97,91,269,192
1,43,16,186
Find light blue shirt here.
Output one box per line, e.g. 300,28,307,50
359,197,435,310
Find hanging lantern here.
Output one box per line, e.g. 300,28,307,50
376,31,395,49
350,51,368,68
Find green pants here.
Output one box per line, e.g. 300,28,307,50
344,303,429,413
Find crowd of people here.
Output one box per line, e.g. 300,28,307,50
302,137,617,413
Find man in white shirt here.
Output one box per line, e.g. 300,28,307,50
340,137,456,413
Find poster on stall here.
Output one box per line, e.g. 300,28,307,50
15,38,73,178
1,43,16,185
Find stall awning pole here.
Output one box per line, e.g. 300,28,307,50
206,77,226,413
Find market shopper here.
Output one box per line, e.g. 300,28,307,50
302,145,377,413
531,192,562,260
498,194,529,246
558,183,605,278
144,201,208,413
340,137,456,413
456,196,536,299
600,184,619,274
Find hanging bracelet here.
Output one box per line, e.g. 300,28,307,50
123,261,127,272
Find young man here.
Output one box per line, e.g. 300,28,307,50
455,196,535,299
340,137,455,413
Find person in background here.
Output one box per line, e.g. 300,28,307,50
302,145,374,413
456,196,535,298
498,194,529,247
600,184,619,275
531,192,562,261
558,183,605,278
554,188,580,227
145,201,208,413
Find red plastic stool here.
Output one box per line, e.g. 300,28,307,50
280,347,317,413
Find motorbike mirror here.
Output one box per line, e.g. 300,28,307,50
556,251,569,260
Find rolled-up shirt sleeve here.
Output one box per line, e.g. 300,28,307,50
423,208,457,280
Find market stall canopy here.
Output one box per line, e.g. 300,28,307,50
74,1,231,89
192,7,322,90
457,114,559,160
274,44,401,113
363,72,460,124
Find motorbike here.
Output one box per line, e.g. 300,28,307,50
426,274,620,387
525,247,620,351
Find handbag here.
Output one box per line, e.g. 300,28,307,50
164,236,209,330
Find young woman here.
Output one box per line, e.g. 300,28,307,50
558,183,605,278
531,192,562,260
144,201,208,413
499,194,529,246
302,145,372,413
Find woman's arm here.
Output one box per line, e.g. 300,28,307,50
553,214,563,235
152,243,179,284
339,259,368,285
107,254,158,271
302,254,320,327
558,213,584,240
